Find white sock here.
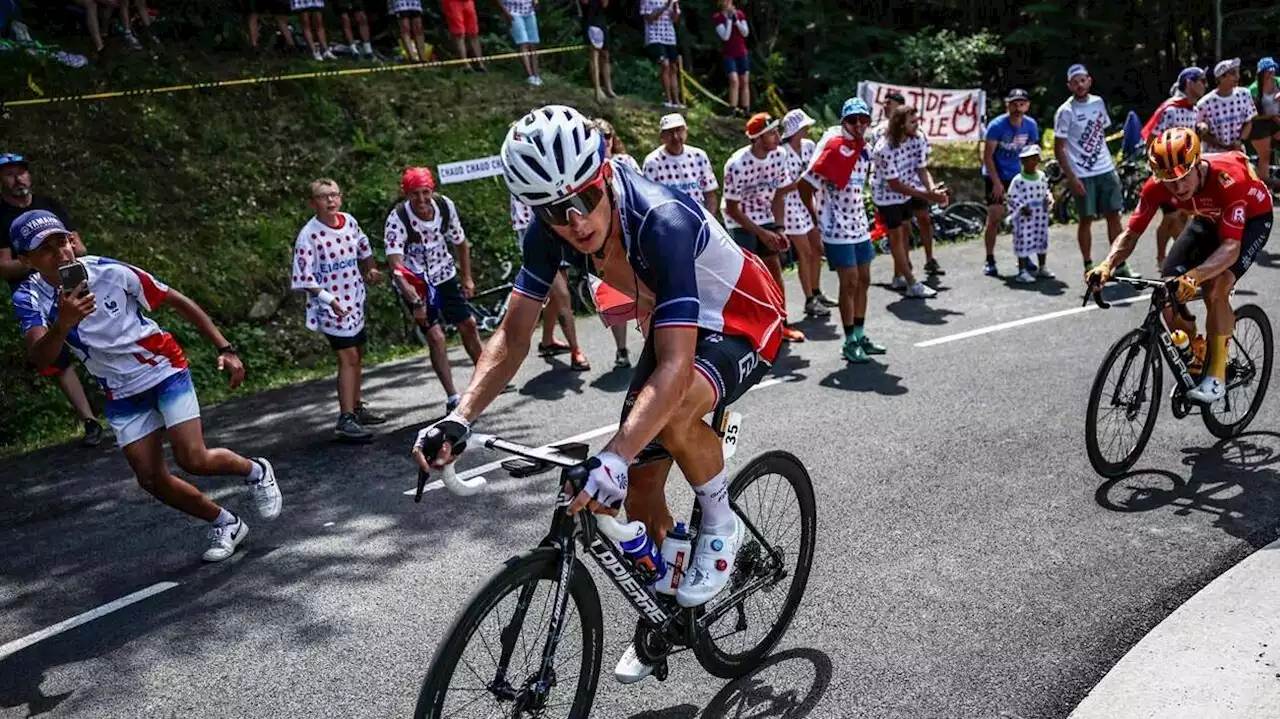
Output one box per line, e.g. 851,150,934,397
693,469,733,533
213,508,236,527
246,459,264,483
362,41,373,55
447,393,461,405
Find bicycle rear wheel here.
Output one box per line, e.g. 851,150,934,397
414,549,603,719
693,450,816,679
1202,304,1274,439
1085,329,1162,478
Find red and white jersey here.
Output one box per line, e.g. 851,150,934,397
871,133,928,205
782,138,817,235
383,197,465,285
720,145,792,230
292,213,373,337
13,256,187,400
1196,89,1258,151
642,145,719,208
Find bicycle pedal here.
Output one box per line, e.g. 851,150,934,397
652,658,669,682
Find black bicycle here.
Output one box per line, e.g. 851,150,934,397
1083,276,1274,478
411,409,817,718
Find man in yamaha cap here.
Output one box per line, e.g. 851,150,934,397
0,152,103,446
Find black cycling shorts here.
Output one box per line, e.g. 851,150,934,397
1161,212,1273,281
878,199,925,230
621,328,770,456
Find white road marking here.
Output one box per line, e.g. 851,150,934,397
404,374,798,495
914,294,1149,348
0,581,180,660
323,522,335,527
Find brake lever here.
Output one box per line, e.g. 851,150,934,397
414,469,430,503
1083,280,1111,309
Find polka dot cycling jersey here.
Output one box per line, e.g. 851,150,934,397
292,213,374,337
642,145,720,208
802,126,872,245
1196,89,1258,151
720,145,793,230
782,138,816,235
383,197,466,286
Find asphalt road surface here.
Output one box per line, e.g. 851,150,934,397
4,224,1279,719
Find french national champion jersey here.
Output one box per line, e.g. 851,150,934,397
1128,152,1272,242
12,256,188,400
514,160,786,362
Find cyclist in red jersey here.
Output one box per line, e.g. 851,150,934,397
1086,127,1272,404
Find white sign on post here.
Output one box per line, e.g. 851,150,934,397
437,155,505,184
856,81,987,142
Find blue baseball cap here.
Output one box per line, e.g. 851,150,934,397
1177,66,1206,89
1259,57,1279,75
1067,64,1089,81
10,210,70,254
0,153,28,169
840,98,871,119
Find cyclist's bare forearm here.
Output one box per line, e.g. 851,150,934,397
455,292,541,421
1102,229,1140,268
604,326,698,461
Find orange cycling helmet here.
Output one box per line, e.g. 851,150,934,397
1148,127,1201,181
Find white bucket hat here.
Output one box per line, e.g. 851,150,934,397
780,109,816,140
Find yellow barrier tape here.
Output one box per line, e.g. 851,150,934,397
679,69,732,109
1,44,585,110
26,74,43,97
764,84,787,120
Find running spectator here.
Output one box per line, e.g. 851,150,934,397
1141,66,1207,265
384,167,485,412
722,112,806,341
579,0,617,103
981,88,1040,277
510,195,590,370
495,0,541,85
0,153,103,446
871,106,943,299
334,0,375,60
779,108,828,319
593,118,634,367
291,0,335,61
639,0,682,109
391,0,427,63
1196,58,1255,153
241,0,295,55
442,0,485,71
1006,145,1054,283
801,98,881,362
712,0,750,116
1053,63,1134,276
1248,57,1280,189
642,113,719,212
10,211,283,563
291,178,386,442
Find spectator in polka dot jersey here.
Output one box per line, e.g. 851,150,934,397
642,113,719,215
291,178,387,442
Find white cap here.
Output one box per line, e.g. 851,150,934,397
1020,144,1041,158
780,109,816,139
659,113,687,132
1214,57,1240,78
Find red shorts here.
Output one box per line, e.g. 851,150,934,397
441,0,478,36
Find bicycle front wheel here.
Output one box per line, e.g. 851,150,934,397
1085,329,1162,478
694,450,817,679
1202,304,1274,439
414,548,603,719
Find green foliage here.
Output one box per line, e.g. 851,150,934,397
895,29,1004,88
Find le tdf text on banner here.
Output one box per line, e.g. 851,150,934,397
856,81,986,142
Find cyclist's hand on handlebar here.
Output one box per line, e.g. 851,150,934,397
566,451,628,516
412,411,471,472
1084,260,1112,288
1172,273,1200,304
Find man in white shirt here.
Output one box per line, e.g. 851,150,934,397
1196,57,1256,153
1053,63,1137,276
642,113,719,212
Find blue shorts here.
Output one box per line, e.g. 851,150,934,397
105,370,201,448
510,12,538,45
724,54,749,75
825,240,875,270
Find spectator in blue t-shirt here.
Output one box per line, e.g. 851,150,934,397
981,88,1039,276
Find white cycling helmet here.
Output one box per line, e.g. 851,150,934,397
501,105,605,207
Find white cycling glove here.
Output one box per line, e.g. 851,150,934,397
582,451,630,510
414,411,472,461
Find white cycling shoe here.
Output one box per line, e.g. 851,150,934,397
676,516,744,608
1188,375,1226,404
614,643,655,684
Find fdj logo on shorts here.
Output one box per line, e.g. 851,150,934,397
737,350,759,381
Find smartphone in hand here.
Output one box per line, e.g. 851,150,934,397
58,260,89,297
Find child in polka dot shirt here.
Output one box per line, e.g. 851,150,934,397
291,178,387,441
1005,146,1055,283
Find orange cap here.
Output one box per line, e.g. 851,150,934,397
745,112,779,139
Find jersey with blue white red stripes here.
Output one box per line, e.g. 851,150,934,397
514,159,786,362
12,256,188,400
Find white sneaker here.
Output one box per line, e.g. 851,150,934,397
526,75,539,85
890,275,908,290
1015,268,1036,284
1037,265,1056,279
1187,375,1226,404
248,458,282,520
614,643,655,684
905,282,937,299
311,49,324,62
203,518,248,562
677,516,743,608
322,48,338,61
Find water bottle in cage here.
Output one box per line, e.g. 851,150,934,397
597,516,666,586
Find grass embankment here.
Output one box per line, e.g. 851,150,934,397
0,49,982,455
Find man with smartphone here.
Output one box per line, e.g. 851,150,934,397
9,210,284,563
0,153,103,446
